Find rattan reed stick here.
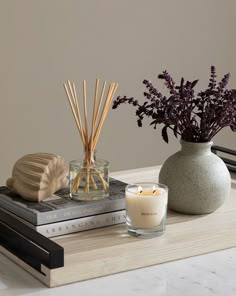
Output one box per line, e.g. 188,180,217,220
64,78,118,194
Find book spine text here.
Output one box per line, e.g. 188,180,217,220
36,210,126,237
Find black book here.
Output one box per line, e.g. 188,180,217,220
0,178,127,225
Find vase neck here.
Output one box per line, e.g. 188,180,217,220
180,141,213,155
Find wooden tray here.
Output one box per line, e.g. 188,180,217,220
1,167,236,288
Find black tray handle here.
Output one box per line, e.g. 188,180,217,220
0,208,64,272
212,145,236,173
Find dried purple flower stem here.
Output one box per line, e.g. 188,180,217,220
112,67,236,143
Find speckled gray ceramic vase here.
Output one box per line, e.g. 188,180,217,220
159,140,231,214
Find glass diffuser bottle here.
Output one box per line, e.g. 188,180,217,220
69,150,109,201
63,78,118,201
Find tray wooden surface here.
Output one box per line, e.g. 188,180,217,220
1,166,236,288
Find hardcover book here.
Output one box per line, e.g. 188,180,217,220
0,178,127,225
0,207,126,238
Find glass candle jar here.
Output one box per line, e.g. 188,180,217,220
125,183,168,238
69,150,109,201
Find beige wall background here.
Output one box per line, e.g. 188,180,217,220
0,0,236,184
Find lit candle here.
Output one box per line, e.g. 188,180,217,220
125,183,168,237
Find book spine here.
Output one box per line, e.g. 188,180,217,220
1,207,126,238
0,195,125,225
0,178,127,225
36,210,126,237
38,199,125,225
0,194,37,223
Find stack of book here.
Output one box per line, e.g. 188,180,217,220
0,178,127,238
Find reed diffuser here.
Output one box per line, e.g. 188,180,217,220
63,78,118,201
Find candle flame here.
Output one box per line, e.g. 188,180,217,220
138,186,143,194
152,185,156,194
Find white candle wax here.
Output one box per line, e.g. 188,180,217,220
126,187,168,228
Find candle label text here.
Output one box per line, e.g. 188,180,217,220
141,212,158,216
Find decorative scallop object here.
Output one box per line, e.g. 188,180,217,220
6,153,68,201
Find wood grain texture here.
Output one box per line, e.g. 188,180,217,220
1,166,236,287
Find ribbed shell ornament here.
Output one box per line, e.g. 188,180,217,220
6,153,68,201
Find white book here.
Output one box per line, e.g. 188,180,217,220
1,208,126,238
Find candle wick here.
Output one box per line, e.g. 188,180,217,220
153,190,156,194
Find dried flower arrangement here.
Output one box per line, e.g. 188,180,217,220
64,79,118,193
112,66,236,143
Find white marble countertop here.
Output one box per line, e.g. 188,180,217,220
0,248,236,296
0,166,236,296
